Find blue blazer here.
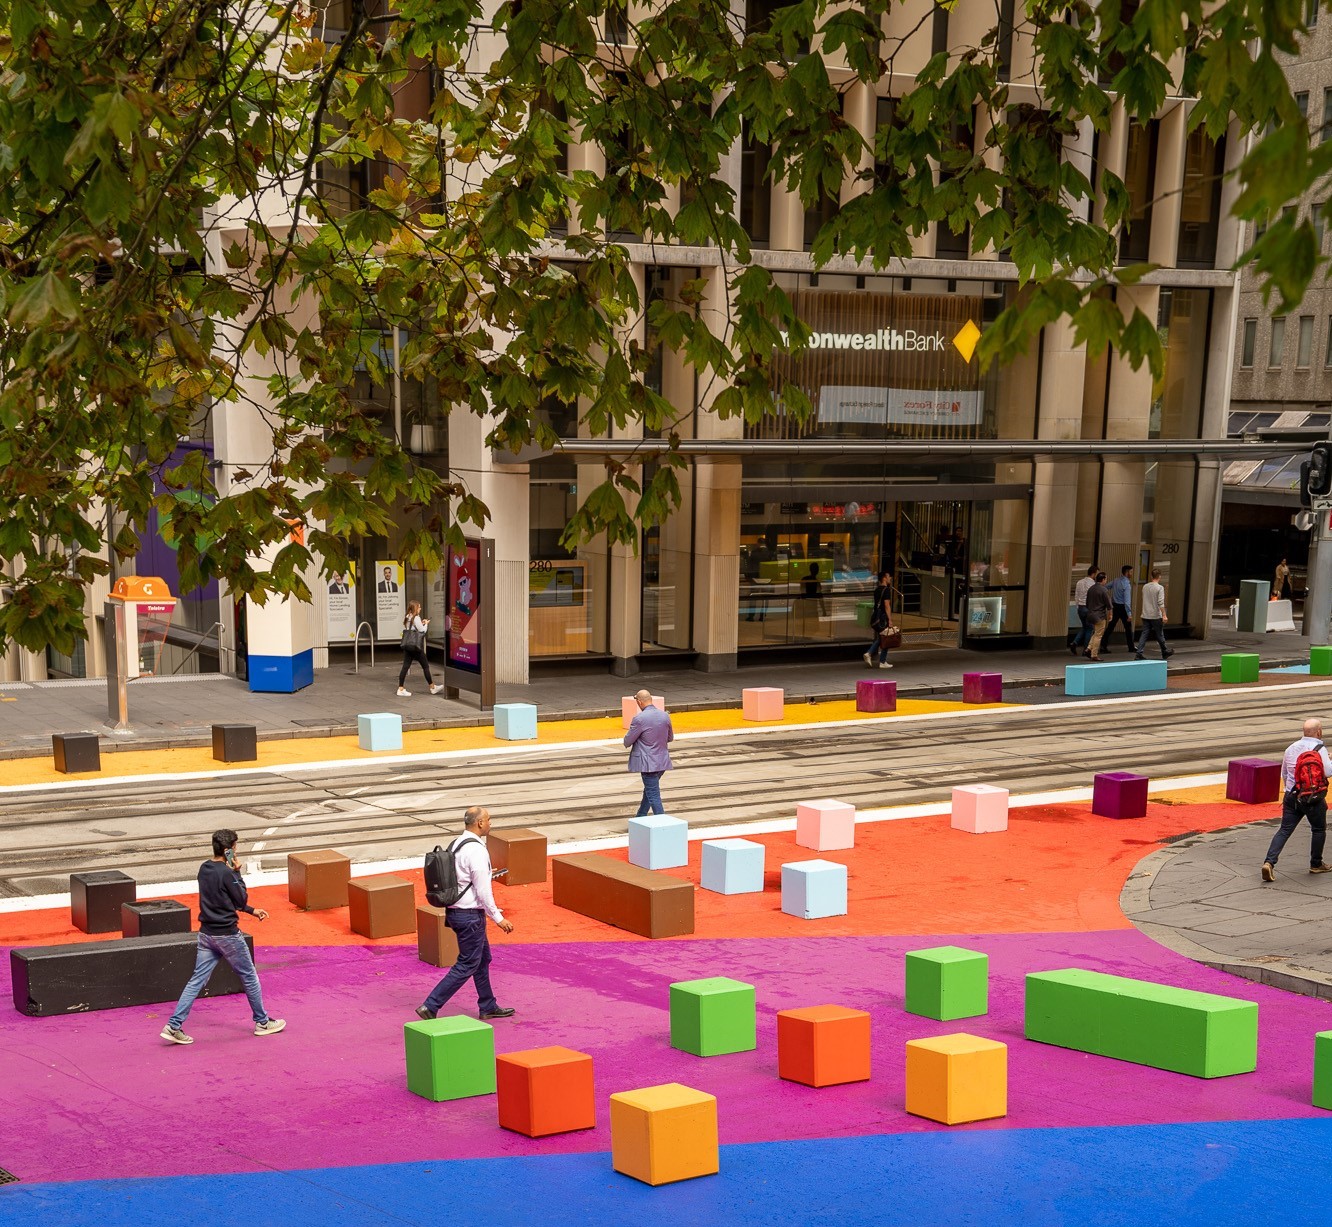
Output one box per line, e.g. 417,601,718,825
624,704,674,773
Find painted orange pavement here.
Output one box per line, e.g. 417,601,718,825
0,793,1270,950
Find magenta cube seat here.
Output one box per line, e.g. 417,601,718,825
1092,771,1149,819
742,687,784,721
1226,758,1281,805
962,672,1002,704
856,679,897,713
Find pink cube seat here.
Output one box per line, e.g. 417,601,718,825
621,694,665,730
950,785,1009,833
962,672,1002,704
742,687,784,722
796,799,856,851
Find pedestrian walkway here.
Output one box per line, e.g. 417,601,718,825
0,626,1310,760
1124,792,1332,999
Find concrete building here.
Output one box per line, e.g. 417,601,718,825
4,1,1291,688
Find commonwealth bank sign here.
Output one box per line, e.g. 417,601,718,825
781,320,982,363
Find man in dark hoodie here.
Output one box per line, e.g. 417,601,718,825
160,828,286,1044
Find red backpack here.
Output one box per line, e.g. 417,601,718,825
1294,743,1329,801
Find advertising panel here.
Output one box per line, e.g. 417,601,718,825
447,541,482,673
326,564,357,642
374,560,405,640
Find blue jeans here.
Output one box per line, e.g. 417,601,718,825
1135,618,1169,658
423,909,498,1015
1072,607,1092,647
169,933,269,1029
1265,792,1328,867
637,771,665,816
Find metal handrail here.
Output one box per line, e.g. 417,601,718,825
170,622,224,675
352,620,375,673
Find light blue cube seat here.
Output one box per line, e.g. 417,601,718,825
780,859,848,920
1065,659,1167,697
700,838,765,895
358,712,403,752
628,814,688,870
493,703,538,741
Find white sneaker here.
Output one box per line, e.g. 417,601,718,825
429,684,442,695
862,652,873,666
396,687,411,697
879,661,893,669
254,1019,287,1036
160,1025,193,1045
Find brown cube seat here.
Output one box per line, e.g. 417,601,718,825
487,828,548,886
288,850,352,911
416,905,462,967
347,875,415,938
551,854,694,939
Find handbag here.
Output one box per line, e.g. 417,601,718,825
401,624,425,651
879,625,902,651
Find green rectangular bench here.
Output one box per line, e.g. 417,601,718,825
1025,969,1257,1078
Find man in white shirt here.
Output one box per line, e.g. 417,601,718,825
1134,569,1174,660
1262,718,1332,881
1069,564,1097,655
416,806,516,1020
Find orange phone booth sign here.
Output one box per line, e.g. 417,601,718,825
105,576,178,728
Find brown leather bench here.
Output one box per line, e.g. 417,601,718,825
551,853,694,938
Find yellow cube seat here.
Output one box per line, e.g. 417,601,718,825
609,1082,719,1186
905,1032,1007,1125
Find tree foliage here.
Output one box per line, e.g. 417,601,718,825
0,0,1324,652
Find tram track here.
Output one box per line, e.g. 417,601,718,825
0,683,1324,896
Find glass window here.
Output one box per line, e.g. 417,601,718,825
1298,91,1310,121
1316,204,1327,252
528,467,600,658
1241,318,1257,367
936,112,975,258
1150,290,1210,439
740,121,772,246
1299,315,1315,367
1270,316,1286,366
604,1,629,43
1326,316,1332,366
1309,0,1320,27
1322,88,1332,142
1119,121,1158,263
1177,130,1225,267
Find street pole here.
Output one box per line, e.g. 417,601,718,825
1308,505,1332,648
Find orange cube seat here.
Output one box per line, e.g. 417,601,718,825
496,1046,596,1137
777,1005,872,1087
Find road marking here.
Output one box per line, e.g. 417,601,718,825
252,841,266,851
0,769,1230,913
262,827,277,836
0,679,1323,796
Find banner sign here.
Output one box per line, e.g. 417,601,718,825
818,386,984,426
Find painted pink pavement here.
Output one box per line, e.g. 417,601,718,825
5,928,1330,1186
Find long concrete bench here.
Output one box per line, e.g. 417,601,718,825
1025,968,1257,1078
551,853,694,939
1065,659,1168,697
11,932,251,1017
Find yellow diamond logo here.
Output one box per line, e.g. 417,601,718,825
953,319,981,363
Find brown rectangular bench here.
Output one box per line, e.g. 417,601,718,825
551,853,694,938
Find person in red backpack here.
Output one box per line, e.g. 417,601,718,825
1262,718,1332,881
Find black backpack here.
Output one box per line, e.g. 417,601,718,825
424,835,480,907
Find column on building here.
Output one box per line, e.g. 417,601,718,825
692,263,742,672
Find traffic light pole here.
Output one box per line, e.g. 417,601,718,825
1308,507,1332,648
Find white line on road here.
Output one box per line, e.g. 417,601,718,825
0,769,1231,914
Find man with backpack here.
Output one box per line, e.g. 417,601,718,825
1262,718,1332,881
416,806,516,1021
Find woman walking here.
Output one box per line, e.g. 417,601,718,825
862,570,894,670
397,601,441,698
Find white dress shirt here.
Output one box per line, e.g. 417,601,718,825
1281,737,1332,793
1074,575,1095,606
450,835,505,923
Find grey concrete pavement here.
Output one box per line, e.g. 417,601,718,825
0,623,1315,758
1123,813,1332,1000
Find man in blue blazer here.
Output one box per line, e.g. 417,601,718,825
624,689,674,816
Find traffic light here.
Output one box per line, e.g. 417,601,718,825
1310,442,1332,499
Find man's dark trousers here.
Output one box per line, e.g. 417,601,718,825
1264,792,1328,867
1106,603,1134,652
423,908,498,1015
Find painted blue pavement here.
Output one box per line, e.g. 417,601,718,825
3,1117,1330,1227
1264,665,1312,674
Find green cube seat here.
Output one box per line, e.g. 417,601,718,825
669,976,756,1056
404,1015,496,1101
1316,1032,1332,1110
904,946,989,1021
1025,969,1257,1078
1311,646,1332,677
1220,653,1260,684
